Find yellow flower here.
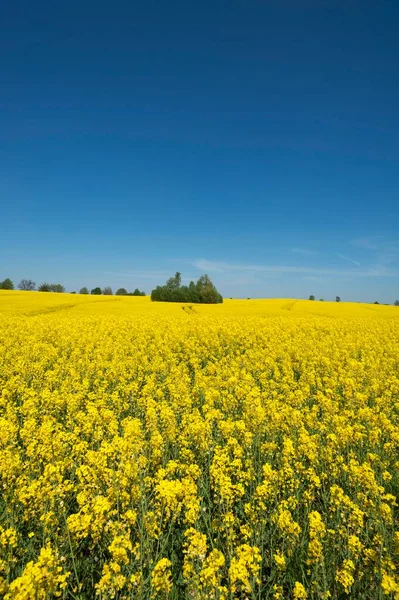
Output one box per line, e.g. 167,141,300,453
229,544,261,594
151,558,172,597
293,581,308,599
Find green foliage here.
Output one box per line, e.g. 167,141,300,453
394,300,399,306
18,279,36,291
309,295,315,301
336,296,341,302
38,283,65,293
319,298,324,301
79,287,89,295
132,288,146,296
116,288,128,296
0,278,14,290
91,287,102,295
151,272,223,304
50,284,65,293
38,283,51,292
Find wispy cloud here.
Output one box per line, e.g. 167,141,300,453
192,259,398,278
104,269,175,280
336,253,361,267
292,247,319,256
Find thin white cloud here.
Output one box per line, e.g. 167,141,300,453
192,259,397,278
103,270,174,280
336,253,361,267
292,247,319,255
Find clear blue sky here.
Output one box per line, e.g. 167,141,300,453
1,0,398,302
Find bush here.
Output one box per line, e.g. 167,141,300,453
309,295,315,301
116,288,128,296
38,283,51,292
91,287,102,295
151,272,223,304
50,284,65,293
0,278,14,290
79,287,89,295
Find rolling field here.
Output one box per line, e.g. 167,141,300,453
0,291,398,599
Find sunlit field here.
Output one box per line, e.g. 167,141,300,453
0,291,398,599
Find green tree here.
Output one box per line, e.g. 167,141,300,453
151,273,222,304
18,279,36,291
0,278,14,290
116,288,128,296
336,296,341,302
394,300,399,306
79,287,89,294
196,274,223,304
38,283,51,292
91,287,102,295
309,295,315,301
166,272,182,290
50,284,65,293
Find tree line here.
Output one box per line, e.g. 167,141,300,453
0,279,145,296
151,272,223,304
82,287,146,296
1,277,398,305
309,294,399,306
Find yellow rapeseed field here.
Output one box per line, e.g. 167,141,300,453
0,291,398,599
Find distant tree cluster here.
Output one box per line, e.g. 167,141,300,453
38,283,65,293
151,272,223,304
116,288,146,296
81,287,146,296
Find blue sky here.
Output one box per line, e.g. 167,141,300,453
1,0,398,302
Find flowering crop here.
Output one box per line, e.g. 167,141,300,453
0,291,398,599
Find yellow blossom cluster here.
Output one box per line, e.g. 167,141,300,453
0,291,398,599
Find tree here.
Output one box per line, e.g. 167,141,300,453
38,283,51,292
319,298,324,301
103,286,113,295
309,295,315,301
91,287,102,295
336,296,341,302
394,300,399,306
132,288,143,296
196,274,223,304
151,273,222,304
79,287,89,294
18,279,36,291
374,301,379,305
0,278,14,290
116,288,128,296
49,284,65,293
